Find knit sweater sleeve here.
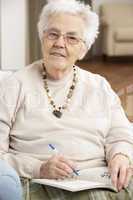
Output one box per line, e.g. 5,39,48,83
0,75,43,178
102,78,133,163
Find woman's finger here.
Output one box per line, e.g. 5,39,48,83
55,167,72,179
59,155,77,169
56,161,73,174
110,165,119,189
124,167,133,188
117,166,127,191
50,155,75,178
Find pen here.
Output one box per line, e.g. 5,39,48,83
48,144,79,176
48,144,58,154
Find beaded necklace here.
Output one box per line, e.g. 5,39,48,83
42,63,77,118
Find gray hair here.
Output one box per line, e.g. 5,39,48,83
37,0,99,49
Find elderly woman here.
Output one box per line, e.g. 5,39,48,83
0,0,133,199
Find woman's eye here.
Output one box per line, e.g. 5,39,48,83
48,32,59,39
68,36,77,41
67,36,79,44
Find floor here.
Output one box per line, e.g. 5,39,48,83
77,58,133,122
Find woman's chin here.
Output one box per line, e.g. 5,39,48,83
49,62,68,70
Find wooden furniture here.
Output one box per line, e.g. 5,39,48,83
117,83,133,122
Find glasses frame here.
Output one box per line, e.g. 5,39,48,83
43,29,85,46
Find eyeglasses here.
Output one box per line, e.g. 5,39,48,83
44,29,85,45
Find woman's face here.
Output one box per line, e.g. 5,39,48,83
42,13,87,71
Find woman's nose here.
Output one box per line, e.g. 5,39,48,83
54,35,66,47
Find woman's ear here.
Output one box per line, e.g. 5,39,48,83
78,44,88,60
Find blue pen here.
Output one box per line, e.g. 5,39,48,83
48,144,79,176
48,144,58,153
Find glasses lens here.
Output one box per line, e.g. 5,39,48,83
66,35,79,45
47,31,59,40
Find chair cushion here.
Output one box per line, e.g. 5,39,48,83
100,3,133,26
115,28,133,42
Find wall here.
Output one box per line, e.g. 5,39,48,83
1,0,29,70
28,0,46,63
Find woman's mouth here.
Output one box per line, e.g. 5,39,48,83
50,52,66,58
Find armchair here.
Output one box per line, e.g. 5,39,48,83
100,3,133,57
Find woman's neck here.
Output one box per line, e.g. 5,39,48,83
45,67,73,80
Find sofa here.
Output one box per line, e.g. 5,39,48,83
100,3,133,57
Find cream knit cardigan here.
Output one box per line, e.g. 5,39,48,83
0,60,132,179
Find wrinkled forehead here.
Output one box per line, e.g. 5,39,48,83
46,13,85,36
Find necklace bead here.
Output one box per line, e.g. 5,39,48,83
53,110,62,118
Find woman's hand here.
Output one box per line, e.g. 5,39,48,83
108,154,133,191
40,154,76,179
